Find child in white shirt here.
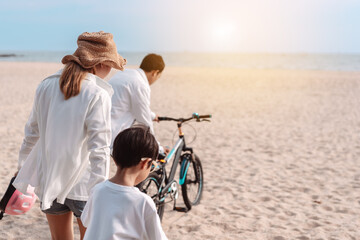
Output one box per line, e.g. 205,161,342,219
81,124,167,240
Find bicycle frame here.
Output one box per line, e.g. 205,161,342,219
157,134,194,199
165,138,184,180
140,113,210,215
148,113,211,206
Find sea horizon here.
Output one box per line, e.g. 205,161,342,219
1,51,360,71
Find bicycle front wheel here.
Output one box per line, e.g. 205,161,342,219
136,172,165,221
181,154,204,209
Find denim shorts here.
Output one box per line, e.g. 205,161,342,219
41,198,87,218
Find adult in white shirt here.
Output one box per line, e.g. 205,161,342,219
109,54,165,147
13,31,126,240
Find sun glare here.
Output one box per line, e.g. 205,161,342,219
208,21,238,51
211,22,235,42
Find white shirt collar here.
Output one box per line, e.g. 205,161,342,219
52,69,114,97
86,73,114,97
136,68,150,87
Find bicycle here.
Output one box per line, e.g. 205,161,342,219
136,113,211,221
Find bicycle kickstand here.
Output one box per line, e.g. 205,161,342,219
173,198,189,213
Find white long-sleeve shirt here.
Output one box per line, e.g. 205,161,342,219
13,70,113,210
109,68,156,146
81,180,167,240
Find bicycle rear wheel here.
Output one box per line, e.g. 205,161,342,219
136,172,165,221
181,154,204,209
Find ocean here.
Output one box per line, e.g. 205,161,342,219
1,51,360,71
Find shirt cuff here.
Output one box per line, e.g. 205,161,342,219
151,111,156,120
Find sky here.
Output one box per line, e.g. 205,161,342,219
1,0,360,53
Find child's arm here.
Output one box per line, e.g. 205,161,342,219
80,195,92,228
144,209,168,240
81,185,98,228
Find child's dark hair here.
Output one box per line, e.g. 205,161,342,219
140,54,165,73
112,124,159,168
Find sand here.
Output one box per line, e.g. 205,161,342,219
1,62,360,239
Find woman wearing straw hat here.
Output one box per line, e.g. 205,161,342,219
13,31,126,240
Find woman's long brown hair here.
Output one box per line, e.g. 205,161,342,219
59,62,96,100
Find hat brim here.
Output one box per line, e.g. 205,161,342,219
62,53,126,71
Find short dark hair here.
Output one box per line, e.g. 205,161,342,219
140,54,165,73
112,124,159,168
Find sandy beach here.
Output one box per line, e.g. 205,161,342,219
1,62,360,239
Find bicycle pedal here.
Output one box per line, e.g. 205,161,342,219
174,207,189,212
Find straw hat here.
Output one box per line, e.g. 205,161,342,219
62,31,126,70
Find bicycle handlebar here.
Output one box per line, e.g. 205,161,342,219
198,114,212,118
158,113,212,123
157,117,176,121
